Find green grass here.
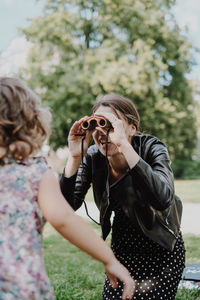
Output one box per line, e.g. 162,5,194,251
44,224,104,300
184,234,200,264
176,289,200,300
44,223,200,300
176,234,200,300
174,180,200,203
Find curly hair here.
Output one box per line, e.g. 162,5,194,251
0,77,51,165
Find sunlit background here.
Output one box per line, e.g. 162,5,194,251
0,0,200,178
1,3,200,297
0,0,199,79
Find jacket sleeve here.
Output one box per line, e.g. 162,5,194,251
130,138,175,211
60,154,92,210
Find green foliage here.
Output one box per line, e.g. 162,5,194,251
172,159,200,179
20,0,197,160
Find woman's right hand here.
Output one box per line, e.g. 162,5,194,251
68,117,93,158
105,258,136,299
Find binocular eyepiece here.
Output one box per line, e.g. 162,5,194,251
81,116,112,131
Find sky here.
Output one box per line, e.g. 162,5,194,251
0,0,200,79
0,0,44,50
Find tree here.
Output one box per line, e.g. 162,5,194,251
20,0,197,161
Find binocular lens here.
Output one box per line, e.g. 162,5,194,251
87,119,97,130
99,119,106,126
82,121,90,130
82,119,98,130
81,117,109,130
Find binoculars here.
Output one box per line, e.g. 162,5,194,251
81,116,112,131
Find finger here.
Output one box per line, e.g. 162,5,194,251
95,112,120,124
84,129,94,143
106,274,118,289
70,116,89,130
70,117,91,136
95,126,108,135
121,279,136,300
69,121,83,135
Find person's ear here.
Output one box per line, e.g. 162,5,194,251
129,124,137,136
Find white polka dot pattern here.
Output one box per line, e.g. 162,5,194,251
102,208,185,300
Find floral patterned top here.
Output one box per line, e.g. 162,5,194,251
0,157,55,300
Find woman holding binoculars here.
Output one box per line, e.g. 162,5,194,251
60,94,185,300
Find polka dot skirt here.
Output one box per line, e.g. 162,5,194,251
102,210,185,300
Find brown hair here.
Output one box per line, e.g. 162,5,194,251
0,77,51,165
92,94,141,132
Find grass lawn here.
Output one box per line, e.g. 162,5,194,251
44,223,200,300
174,180,200,203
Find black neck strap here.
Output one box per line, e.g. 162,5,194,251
80,128,111,226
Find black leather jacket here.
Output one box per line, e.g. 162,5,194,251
60,134,182,252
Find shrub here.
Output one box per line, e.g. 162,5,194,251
172,159,200,179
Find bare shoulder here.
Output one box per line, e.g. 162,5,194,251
39,168,60,191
